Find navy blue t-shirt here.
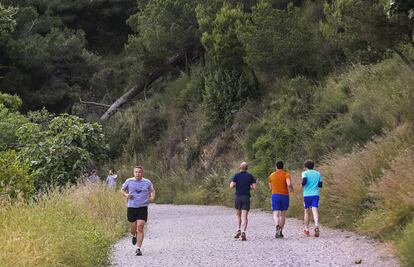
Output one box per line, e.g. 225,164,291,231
231,171,256,197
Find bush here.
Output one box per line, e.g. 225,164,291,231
17,114,106,190
0,150,34,200
0,94,28,150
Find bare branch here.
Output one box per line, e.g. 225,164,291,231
79,97,111,107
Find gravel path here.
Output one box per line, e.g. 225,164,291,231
110,205,398,267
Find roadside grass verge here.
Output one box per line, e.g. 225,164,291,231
0,183,126,267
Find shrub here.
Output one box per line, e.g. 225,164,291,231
0,150,34,200
0,95,28,150
17,114,106,190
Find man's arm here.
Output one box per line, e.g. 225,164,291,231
286,178,293,192
149,186,156,202
302,177,307,186
318,174,323,188
230,174,236,188
250,176,257,190
121,188,132,199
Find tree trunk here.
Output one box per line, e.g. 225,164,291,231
100,51,187,121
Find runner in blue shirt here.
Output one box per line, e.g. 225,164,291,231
121,166,155,256
302,160,323,237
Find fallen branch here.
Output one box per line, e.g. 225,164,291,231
79,97,111,107
100,50,187,121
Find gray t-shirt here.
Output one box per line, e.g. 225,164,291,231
121,178,154,208
106,174,117,187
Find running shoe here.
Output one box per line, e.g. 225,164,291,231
132,234,137,245
240,232,247,241
135,248,142,256
275,226,281,238
234,230,241,239
304,229,310,236
314,227,320,237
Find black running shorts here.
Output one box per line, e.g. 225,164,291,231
127,207,148,222
235,195,250,211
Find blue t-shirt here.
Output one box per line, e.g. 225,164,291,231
231,171,256,197
302,169,322,197
121,178,154,208
106,174,117,188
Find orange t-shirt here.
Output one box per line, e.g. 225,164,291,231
268,170,291,195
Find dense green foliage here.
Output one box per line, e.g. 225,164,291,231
0,94,105,197
0,150,34,199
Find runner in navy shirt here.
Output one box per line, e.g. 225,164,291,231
230,162,257,241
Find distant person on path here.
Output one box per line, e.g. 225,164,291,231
106,169,118,188
121,166,155,256
88,169,100,183
302,160,323,237
268,160,293,238
230,162,257,241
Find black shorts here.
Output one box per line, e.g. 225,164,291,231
235,195,251,211
127,207,148,222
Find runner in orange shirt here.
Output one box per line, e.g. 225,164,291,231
268,160,293,238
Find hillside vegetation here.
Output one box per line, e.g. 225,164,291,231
1,0,414,266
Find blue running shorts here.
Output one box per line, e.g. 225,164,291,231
271,194,289,211
303,195,320,208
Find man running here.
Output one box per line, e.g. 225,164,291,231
121,166,155,256
230,162,257,241
268,160,293,238
302,160,323,237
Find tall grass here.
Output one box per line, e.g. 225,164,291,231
313,124,413,228
0,183,126,267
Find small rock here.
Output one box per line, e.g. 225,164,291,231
355,259,362,264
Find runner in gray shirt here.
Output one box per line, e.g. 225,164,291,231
106,169,117,188
121,166,155,256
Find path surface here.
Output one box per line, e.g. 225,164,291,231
110,205,398,267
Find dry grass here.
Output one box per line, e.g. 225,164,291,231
0,183,126,267
315,124,414,228
357,148,414,238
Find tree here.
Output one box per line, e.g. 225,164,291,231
1,23,99,112
388,0,414,19
239,0,329,77
197,3,247,70
0,3,17,36
0,93,28,150
100,0,201,120
322,0,414,69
